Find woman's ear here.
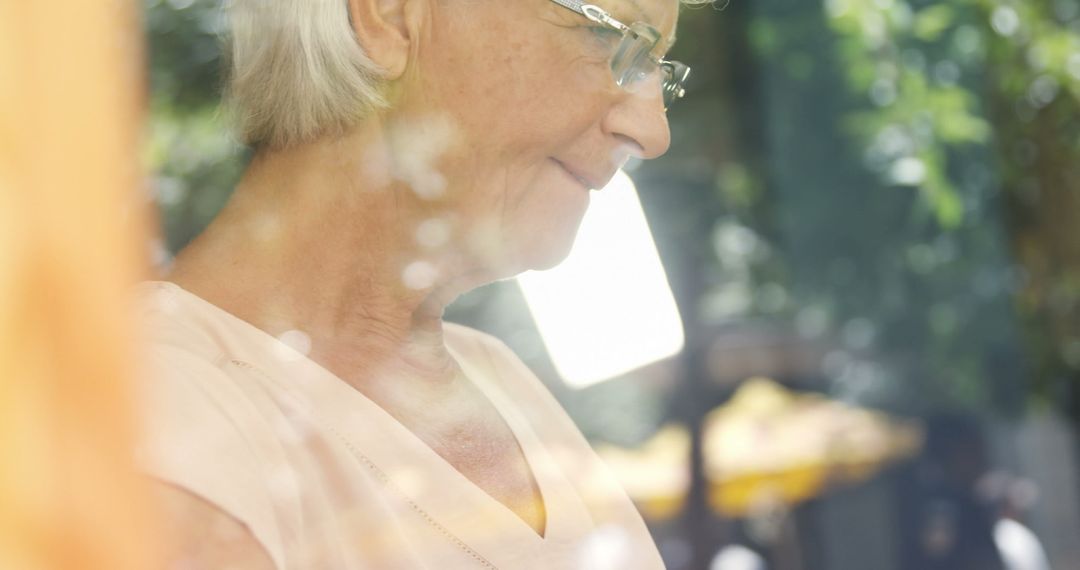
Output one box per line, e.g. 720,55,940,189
347,0,420,80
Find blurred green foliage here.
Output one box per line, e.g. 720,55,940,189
145,0,242,252
820,0,1080,411
650,0,1080,415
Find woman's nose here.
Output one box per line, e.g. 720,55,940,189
602,78,672,160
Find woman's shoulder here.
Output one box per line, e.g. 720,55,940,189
137,279,232,352
136,280,282,442
138,349,288,569
137,280,263,457
137,282,288,568
137,304,272,494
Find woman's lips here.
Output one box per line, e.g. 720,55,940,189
552,159,593,190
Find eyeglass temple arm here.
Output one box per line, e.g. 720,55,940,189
549,0,589,15
549,1,628,31
550,0,688,99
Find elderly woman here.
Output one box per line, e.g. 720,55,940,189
140,0,698,568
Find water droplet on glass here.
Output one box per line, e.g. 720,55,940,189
415,218,451,249
154,176,187,206
388,114,457,200
796,306,829,339
148,239,172,269
402,261,438,290
1027,75,1060,108
889,157,927,186
710,544,766,570
932,61,961,85
842,318,877,350
1068,52,1080,81
954,26,983,57
275,330,312,360
869,79,897,107
991,7,1020,37
577,525,631,570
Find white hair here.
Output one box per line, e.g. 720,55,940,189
225,0,716,150
225,0,388,149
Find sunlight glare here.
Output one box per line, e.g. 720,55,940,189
517,171,684,389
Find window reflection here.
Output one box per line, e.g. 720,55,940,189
142,0,1080,568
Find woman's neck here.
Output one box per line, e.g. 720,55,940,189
165,126,481,389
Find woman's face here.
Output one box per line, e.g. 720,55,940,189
389,0,679,278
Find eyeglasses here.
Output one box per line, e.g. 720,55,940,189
549,0,690,110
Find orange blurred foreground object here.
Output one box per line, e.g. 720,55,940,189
0,2,159,569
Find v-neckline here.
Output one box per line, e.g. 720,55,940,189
274,328,562,549
443,342,550,539
150,281,564,553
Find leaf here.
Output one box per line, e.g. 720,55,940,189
914,5,955,42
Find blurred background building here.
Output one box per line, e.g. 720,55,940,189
141,0,1080,568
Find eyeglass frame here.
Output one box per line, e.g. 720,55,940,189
548,0,690,110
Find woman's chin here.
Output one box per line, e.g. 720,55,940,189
465,220,580,278
525,243,574,272
506,232,578,275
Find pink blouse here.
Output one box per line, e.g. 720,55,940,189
136,281,666,569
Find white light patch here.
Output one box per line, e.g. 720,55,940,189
403,260,438,290
517,171,684,389
274,330,312,361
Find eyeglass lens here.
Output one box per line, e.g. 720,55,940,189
610,22,686,108
611,23,660,87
